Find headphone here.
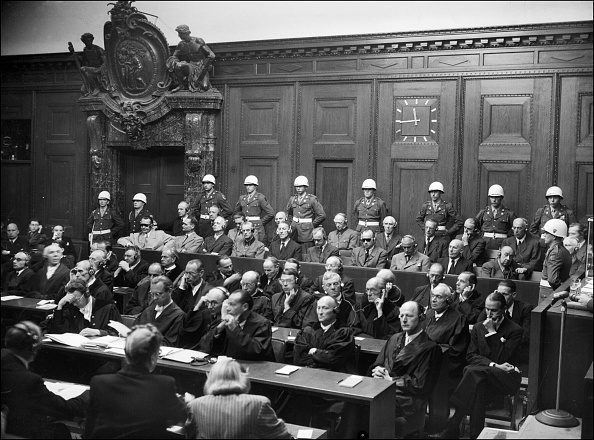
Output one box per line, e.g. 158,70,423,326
8,322,40,350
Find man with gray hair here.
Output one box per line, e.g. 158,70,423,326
437,239,473,276
328,213,359,257
304,227,339,263
502,217,541,280
376,216,403,260
303,271,358,329
125,262,163,316
411,263,445,308
356,276,400,339
89,249,114,290
390,235,431,272
202,216,233,256
563,236,584,278
480,245,518,279
36,243,70,300
241,270,273,321
376,268,405,307
268,221,302,260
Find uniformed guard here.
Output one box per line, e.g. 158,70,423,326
234,175,275,243
529,186,577,238
475,184,517,250
539,219,571,300
415,181,462,241
86,191,124,245
286,175,326,251
195,174,233,237
352,179,389,235
126,193,151,235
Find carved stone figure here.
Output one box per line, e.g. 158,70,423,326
68,33,108,96
166,25,215,93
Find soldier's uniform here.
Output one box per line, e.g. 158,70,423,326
286,193,326,247
530,204,577,238
195,189,233,237
86,208,124,244
352,197,389,234
328,228,359,256
540,240,572,297
475,205,517,250
415,199,462,240
234,192,275,242
127,207,151,235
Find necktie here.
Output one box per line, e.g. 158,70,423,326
280,242,285,254
365,250,370,263
405,255,410,263
449,259,455,274
425,239,429,254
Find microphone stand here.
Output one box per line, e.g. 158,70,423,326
535,297,579,427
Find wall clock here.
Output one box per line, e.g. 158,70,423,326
394,98,438,143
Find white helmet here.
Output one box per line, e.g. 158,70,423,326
133,193,147,204
202,174,216,185
428,181,444,193
294,176,309,187
362,179,377,190
98,191,111,201
488,184,505,197
543,219,568,238
545,186,563,199
244,175,259,186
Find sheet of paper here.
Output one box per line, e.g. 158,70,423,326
45,333,92,347
1,295,23,301
162,349,210,363
36,303,57,310
159,346,183,357
37,299,55,305
108,320,131,337
104,348,125,356
44,381,89,399
354,336,365,341
275,365,300,375
271,327,278,332
296,429,313,439
89,336,123,348
338,375,363,388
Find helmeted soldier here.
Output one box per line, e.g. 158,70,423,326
127,193,151,235
286,176,326,250
539,219,572,299
195,174,233,237
234,175,275,243
529,186,577,238
352,179,389,235
86,191,124,245
475,184,517,250
415,181,462,241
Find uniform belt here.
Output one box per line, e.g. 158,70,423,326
359,220,380,226
92,229,111,235
483,232,507,239
539,279,551,288
436,226,447,231
293,218,312,223
247,216,261,221
200,214,210,220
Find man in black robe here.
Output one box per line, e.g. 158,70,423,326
411,263,445,308
356,276,400,339
453,271,485,324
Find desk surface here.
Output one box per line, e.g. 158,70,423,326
273,327,386,355
1,297,51,309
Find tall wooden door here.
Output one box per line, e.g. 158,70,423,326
123,148,185,225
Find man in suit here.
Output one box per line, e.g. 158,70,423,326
205,256,242,292
369,301,443,437
159,201,194,236
438,239,473,276
26,219,48,251
172,259,213,314
85,324,188,438
168,216,204,254
390,235,432,272
269,221,302,260
564,237,585,278
240,270,273,321
160,247,183,283
350,229,388,268
180,286,225,350
411,262,445,308
125,262,163,315
200,290,275,361
232,221,266,259
377,269,405,307
35,243,70,300
568,222,588,274
71,259,112,302
271,267,315,329
435,292,523,439
328,213,359,258
89,249,114,291
304,227,339,263
454,271,484,325
48,225,77,268
268,211,298,244
375,216,402,260
309,256,356,303
2,251,37,296
477,279,533,365
502,218,541,279
303,271,359,329
284,258,314,292
481,245,519,279
113,245,149,288
456,218,487,267
133,276,186,347
418,219,448,263
1,321,89,438
202,216,233,256
117,215,174,251
1,223,30,284
260,257,282,298
356,276,400,339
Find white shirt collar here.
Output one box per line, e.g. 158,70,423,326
191,279,204,296
434,309,446,320
320,320,336,332
79,296,94,322
507,302,514,317
405,330,423,345
155,299,173,316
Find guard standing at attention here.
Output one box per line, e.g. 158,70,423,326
415,181,462,241
529,186,577,238
475,184,517,250
234,175,275,243
127,193,151,235
287,176,326,251
352,179,389,235
86,191,124,245
195,174,233,237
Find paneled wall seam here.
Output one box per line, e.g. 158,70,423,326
551,73,561,185
293,81,299,178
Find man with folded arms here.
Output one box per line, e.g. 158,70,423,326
169,216,204,254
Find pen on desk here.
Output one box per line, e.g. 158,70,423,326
336,379,343,384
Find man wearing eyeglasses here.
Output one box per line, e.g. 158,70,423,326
2,251,37,297
1,223,30,284
117,216,174,251
309,256,356,303
268,221,302,261
271,268,315,329
303,227,339,264
240,271,273,321
124,263,163,316
180,287,226,350
390,235,431,272
113,246,149,289
411,263,445,308
350,229,388,268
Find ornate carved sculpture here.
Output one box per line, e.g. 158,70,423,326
166,25,216,93
68,33,109,96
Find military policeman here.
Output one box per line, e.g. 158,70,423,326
234,175,275,243
86,191,124,245
127,193,151,235
415,181,462,241
352,179,389,235
539,219,572,300
195,174,233,237
286,176,326,251
475,184,517,250
529,186,577,238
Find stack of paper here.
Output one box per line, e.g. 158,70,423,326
275,365,300,375
45,333,92,347
108,320,131,337
44,381,88,399
338,375,363,388
87,336,124,348
161,349,210,363
0,295,23,301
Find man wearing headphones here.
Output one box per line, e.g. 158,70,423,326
202,216,234,256
369,301,443,437
35,243,70,301
303,227,339,264
113,245,149,288
284,258,313,292
1,321,89,438
168,216,203,254
172,259,213,314
454,271,485,325
309,256,355,303
124,263,163,316
69,260,112,302
268,221,302,261
205,256,242,292
117,215,174,251
231,221,266,259
240,270,273,321
390,235,432,272
356,276,401,339
328,213,359,258
89,249,114,290
411,263,445,308
480,245,519,279
349,229,388,268
271,268,315,329
2,251,37,296
303,271,358,329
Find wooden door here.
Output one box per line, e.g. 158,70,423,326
315,161,354,233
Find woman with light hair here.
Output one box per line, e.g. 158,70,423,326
187,359,290,439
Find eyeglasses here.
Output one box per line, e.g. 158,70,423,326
140,223,152,228
14,258,26,262
70,269,87,275
361,238,373,242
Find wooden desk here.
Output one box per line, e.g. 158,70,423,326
272,327,386,355
1,297,55,323
40,342,396,439
113,287,134,314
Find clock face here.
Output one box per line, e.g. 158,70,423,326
394,98,438,143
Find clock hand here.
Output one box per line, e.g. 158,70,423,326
395,119,421,123
413,108,419,126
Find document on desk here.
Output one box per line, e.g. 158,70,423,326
296,429,313,439
46,333,92,347
107,320,131,337
338,375,364,388
275,365,300,375
0,295,23,301
36,303,57,310
88,336,125,348
162,349,209,363
45,381,88,399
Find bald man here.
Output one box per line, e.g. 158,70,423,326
159,201,195,236
377,268,405,307
502,217,541,280
328,213,359,257
437,239,473,276
241,270,273,321
480,246,518,279
124,263,163,316
375,216,403,260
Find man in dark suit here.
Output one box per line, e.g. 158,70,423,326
1,223,30,284
453,271,484,324
113,245,149,288
47,225,77,268
284,258,314,292
309,256,356,303
269,221,303,261
89,249,114,290
2,251,38,296
502,218,541,279
436,292,523,439
375,216,402,260
418,219,448,263
160,248,183,283
200,290,275,361
240,270,273,321
438,239,473,276
480,245,519,279
159,201,195,236
456,218,487,267
411,262,445,308
35,243,70,300
71,260,113,302
350,229,388,268
356,276,400,339
1,321,89,438
172,259,213,314
304,227,339,263
125,263,163,315
271,268,315,329
202,216,234,256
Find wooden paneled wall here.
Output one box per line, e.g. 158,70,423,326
1,22,592,239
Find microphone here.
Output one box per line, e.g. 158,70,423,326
551,290,570,305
